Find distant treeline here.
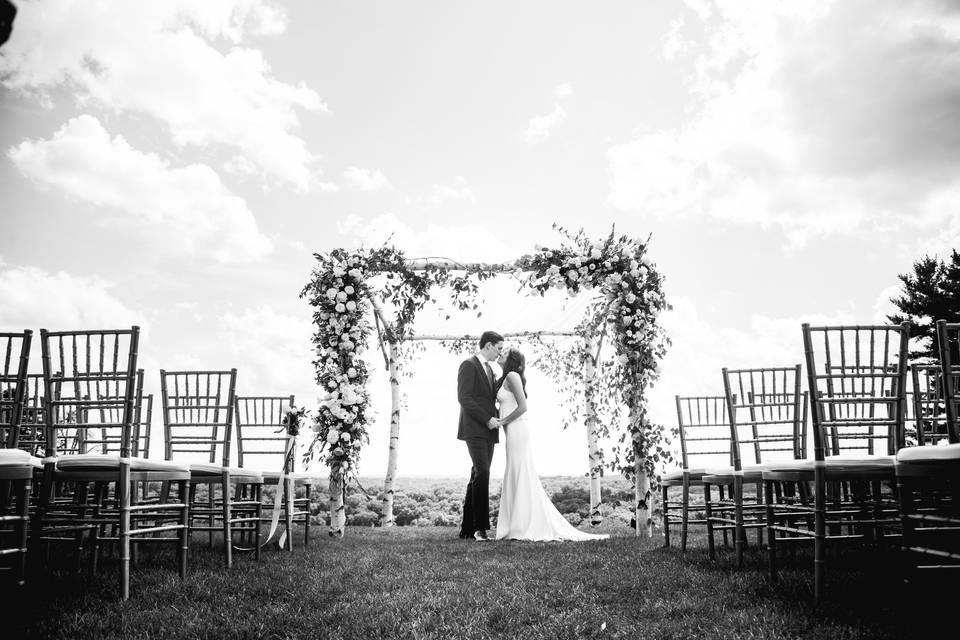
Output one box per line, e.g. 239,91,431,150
282,476,650,528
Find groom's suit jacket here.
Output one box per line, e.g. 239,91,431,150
457,355,500,443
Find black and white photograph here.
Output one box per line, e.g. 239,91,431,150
1,1,959,638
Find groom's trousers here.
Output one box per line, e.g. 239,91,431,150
461,438,495,534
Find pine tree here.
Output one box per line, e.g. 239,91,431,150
888,249,960,361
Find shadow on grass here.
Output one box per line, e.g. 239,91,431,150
1,526,953,640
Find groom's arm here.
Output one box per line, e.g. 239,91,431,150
457,360,494,425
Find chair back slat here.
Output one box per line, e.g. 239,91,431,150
40,328,140,458
675,395,735,470
0,331,33,450
802,323,910,460
722,365,807,469
234,395,296,471
160,369,237,466
935,320,960,443
909,364,953,446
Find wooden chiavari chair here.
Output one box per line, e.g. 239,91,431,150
896,320,960,578
0,330,34,587
910,364,952,447
762,323,910,603
35,328,190,600
704,366,807,568
661,395,733,552
235,395,313,550
160,369,263,566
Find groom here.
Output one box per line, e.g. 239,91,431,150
457,330,504,541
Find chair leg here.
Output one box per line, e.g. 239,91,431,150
221,476,232,569
119,471,131,601
304,482,312,547
16,477,31,587
734,476,745,569
208,484,216,549
284,479,293,552
681,481,690,552
178,480,189,580
718,485,729,547
814,473,826,605
765,480,777,582
704,482,715,560
661,485,670,548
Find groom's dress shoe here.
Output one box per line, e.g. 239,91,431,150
473,530,490,541
458,531,473,540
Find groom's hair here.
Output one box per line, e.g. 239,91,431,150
478,331,503,349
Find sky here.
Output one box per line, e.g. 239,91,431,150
1,0,959,481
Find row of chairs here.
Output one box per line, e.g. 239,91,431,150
661,320,960,603
0,327,315,599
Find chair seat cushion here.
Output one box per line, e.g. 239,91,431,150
188,462,263,481
764,455,895,475
260,470,317,483
702,464,766,481
56,454,190,473
896,443,960,465
0,449,34,467
662,468,706,483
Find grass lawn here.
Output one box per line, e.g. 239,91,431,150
3,522,951,640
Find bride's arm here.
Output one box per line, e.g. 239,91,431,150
500,372,527,426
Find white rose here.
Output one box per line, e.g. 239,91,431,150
348,268,362,279
340,432,352,443
591,249,602,260
335,303,346,313
622,314,633,323
326,430,340,445
344,415,355,424
333,266,346,277
347,367,358,378
326,288,337,300
341,340,355,351
346,300,357,311
566,270,579,281
630,269,640,278
640,256,651,267
336,291,347,302
332,447,344,456
327,380,337,389
344,285,355,294
626,292,637,304
341,387,359,405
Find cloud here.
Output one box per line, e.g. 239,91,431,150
337,212,515,263
608,0,960,247
218,305,317,407
523,82,573,144
8,114,273,263
343,167,393,192
524,104,567,145
0,264,141,331
0,0,323,191
421,177,476,206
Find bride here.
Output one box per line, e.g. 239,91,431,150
494,347,609,542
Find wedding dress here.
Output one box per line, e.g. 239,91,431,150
495,385,610,542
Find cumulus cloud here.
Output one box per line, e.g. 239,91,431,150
218,305,317,408
420,176,476,206
0,0,324,191
523,82,573,144
336,212,514,263
608,0,960,247
343,167,393,192
8,115,273,263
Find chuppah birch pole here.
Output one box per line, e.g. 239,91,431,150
368,294,402,527
583,332,604,525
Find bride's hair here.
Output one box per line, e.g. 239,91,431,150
499,348,528,397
